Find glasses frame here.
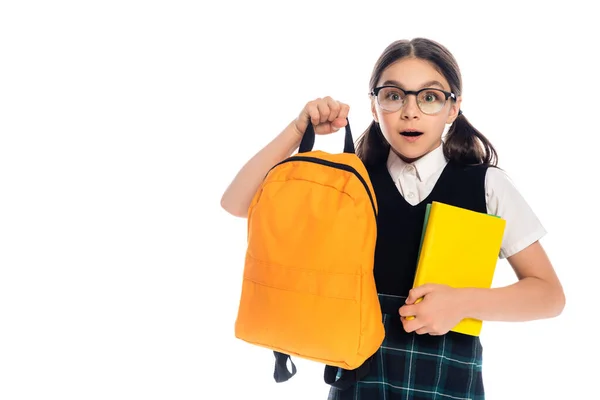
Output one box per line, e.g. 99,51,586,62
370,86,457,115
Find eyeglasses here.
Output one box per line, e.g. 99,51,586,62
370,86,456,115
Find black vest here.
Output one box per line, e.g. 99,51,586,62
367,160,490,297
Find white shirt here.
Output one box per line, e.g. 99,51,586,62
386,143,546,259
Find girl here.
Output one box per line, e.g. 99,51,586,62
220,38,565,399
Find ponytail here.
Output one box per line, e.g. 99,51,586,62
443,113,498,166
355,121,390,166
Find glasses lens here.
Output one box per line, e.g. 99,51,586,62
377,87,404,112
417,89,446,114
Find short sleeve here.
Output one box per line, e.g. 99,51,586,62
485,167,547,259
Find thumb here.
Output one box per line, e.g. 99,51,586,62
331,117,348,129
314,122,344,135
314,118,347,135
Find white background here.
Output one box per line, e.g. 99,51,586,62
1,1,598,399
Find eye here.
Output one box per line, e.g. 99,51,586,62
425,92,439,102
420,90,443,103
382,88,403,102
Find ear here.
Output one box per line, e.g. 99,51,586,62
370,96,379,123
446,96,462,124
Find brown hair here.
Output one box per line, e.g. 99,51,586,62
355,38,498,167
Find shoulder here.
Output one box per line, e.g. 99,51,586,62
446,161,489,180
446,162,489,193
484,166,516,189
484,166,535,207
448,161,489,178
483,166,547,258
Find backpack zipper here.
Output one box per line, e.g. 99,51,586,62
270,156,378,222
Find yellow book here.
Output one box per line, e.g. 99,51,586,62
412,201,506,336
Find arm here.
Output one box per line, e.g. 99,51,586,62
400,243,565,335
220,97,350,218
219,121,303,217
400,168,565,334
461,167,565,320
460,240,565,321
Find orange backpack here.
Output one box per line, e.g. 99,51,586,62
234,120,384,388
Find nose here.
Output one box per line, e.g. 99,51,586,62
401,95,420,120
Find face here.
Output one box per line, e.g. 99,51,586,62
371,57,462,163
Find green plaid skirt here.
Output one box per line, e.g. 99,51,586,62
328,294,485,400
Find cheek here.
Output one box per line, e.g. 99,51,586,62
434,118,450,135
377,114,398,140
421,115,449,136
373,106,384,124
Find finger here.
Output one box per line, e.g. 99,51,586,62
332,104,349,129
416,327,429,335
337,102,350,122
316,101,331,124
404,294,418,305
406,285,435,304
305,100,321,128
313,122,334,135
324,97,341,121
405,289,419,305
401,317,423,333
398,304,416,318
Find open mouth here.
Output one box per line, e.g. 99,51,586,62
400,131,424,137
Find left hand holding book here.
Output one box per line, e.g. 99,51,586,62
399,283,467,336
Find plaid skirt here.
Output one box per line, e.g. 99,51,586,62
328,294,485,400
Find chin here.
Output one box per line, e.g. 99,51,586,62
391,144,429,163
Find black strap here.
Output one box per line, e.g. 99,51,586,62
298,119,355,154
273,350,372,390
273,351,297,383
323,355,374,390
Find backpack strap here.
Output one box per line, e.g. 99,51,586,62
273,351,373,390
323,355,374,390
298,119,355,154
273,351,297,383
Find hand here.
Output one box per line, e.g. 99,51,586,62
293,97,349,136
398,284,466,336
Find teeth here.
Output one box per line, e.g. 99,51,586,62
401,131,423,137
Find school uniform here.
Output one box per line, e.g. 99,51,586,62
328,143,546,400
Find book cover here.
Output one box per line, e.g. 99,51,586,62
412,201,506,336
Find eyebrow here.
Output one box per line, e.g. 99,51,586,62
381,79,446,90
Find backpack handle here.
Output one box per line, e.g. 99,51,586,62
298,119,355,154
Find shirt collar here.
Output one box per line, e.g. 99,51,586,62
386,142,447,183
